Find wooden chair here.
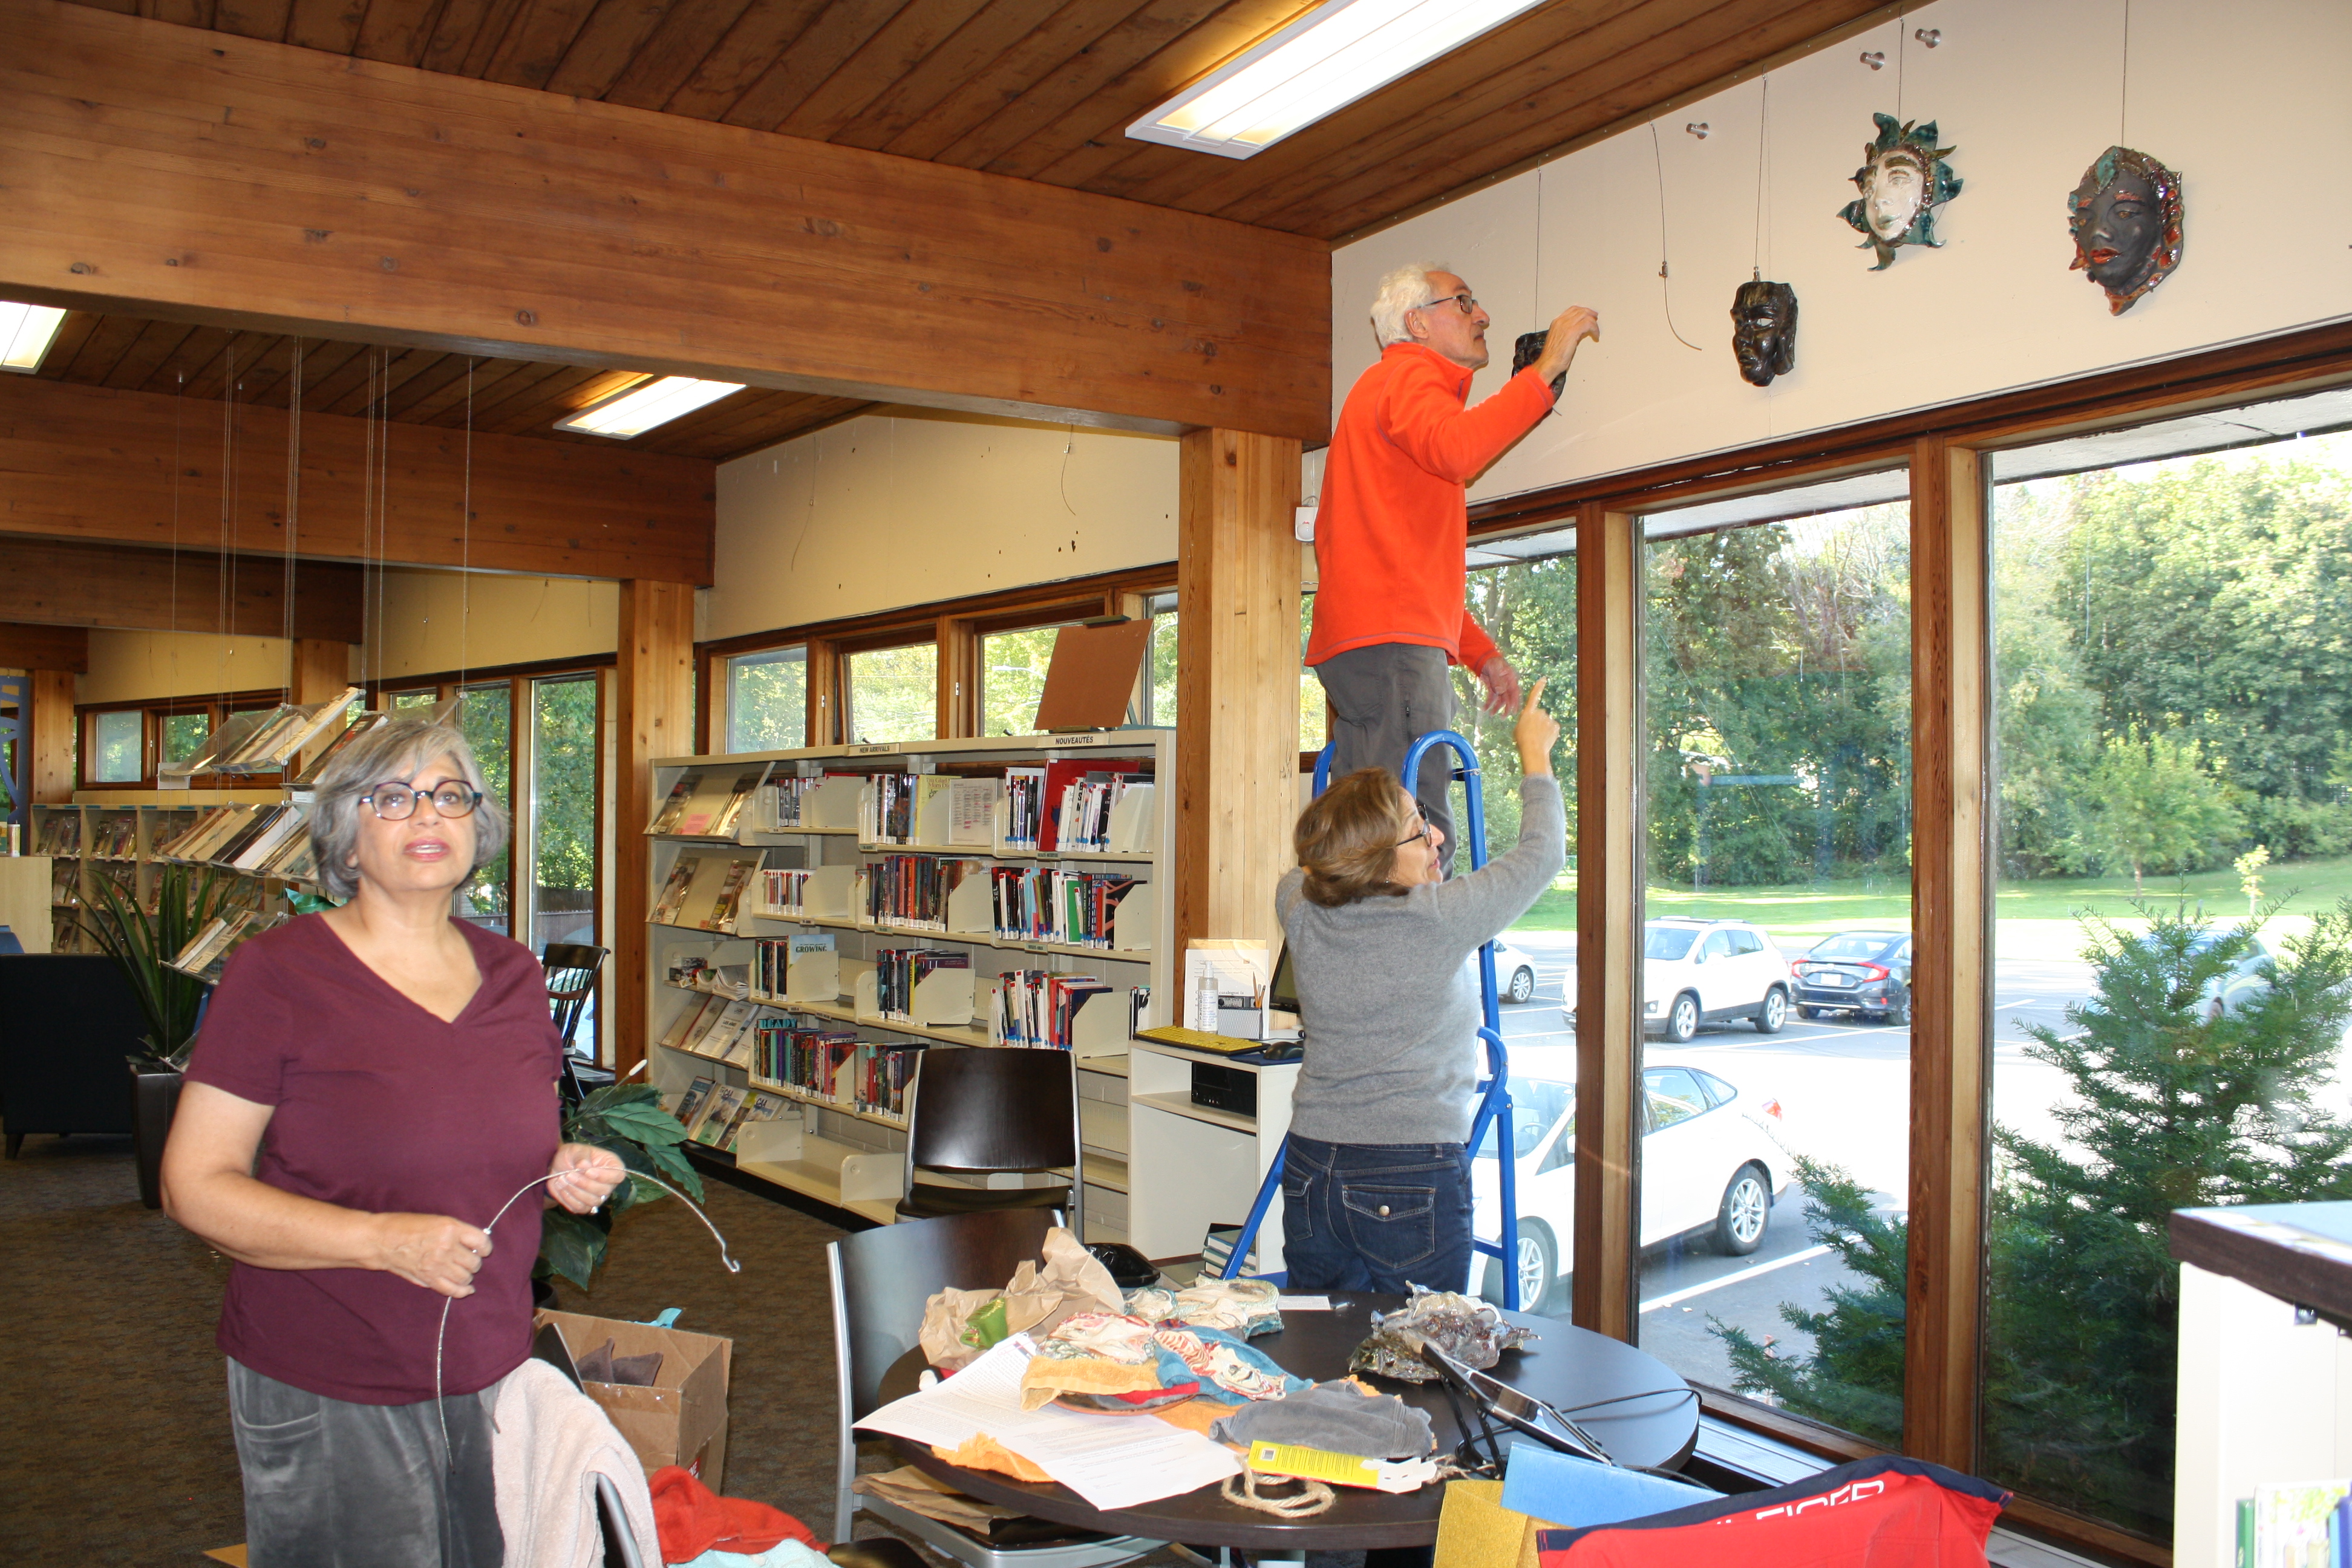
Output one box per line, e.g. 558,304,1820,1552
826,1210,1162,1568
896,1048,1081,1233
543,942,611,1104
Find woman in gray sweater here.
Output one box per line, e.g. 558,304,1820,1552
1276,682,1564,1293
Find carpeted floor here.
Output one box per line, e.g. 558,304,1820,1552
0,1134,855,1564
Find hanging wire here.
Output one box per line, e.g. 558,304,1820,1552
1752,76,1771,280
219,341,236,676
2119,0,2131,146
459,358,472,695
1647,123,1704,352
283,341,302,699
1532,163,1544,317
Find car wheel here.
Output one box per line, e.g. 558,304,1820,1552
1797,1004,1820,1020
1753,987,1788,1034
1480,1223,1558,1313
1715,1164,1770,1255
1664,992,1700,1043
1507,965,1535,1005
1893,992,1913,1026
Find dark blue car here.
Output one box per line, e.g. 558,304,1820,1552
1791,930,1913,1024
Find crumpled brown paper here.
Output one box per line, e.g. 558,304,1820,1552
1002,1227,1123,1338
915,1228,1125,1371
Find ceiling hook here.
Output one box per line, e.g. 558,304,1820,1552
1685,122,1709,139
1860,50,1886,69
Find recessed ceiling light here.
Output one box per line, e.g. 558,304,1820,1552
1128,0,1549,159
0,302,68,373
555,375,744,438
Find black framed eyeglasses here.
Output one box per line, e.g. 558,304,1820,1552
359,780,483,820
1413,292,1478,316
1396,804,1435,848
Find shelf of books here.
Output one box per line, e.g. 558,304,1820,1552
643,730,1171,1238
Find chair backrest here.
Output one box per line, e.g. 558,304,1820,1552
543,942,608,1047
828,1209,1060,1423
904,1048,1077,1174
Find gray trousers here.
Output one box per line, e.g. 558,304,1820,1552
228,1357,505,1568
1315,642,1460,872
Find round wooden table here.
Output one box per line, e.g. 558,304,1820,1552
869,1296,1698,1552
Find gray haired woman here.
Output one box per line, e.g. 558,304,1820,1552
162,717,624,1567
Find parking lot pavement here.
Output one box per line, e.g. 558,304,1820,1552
1478,928,2097,1395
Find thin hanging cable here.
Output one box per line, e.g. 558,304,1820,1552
459,358,472,695
434,1168,740,1464
2119,0,2131,145
170,373,183,647
1752,76,1770,280
283,341,302,699
1647,123,1704,352
1532,163,1544,318
1894,4,1907,124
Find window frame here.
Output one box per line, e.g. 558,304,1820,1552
74,688,294,791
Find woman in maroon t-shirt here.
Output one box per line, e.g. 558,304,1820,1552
163,719,626,1567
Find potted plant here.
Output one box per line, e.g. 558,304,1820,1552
536,1081,705,1301
77,863,238,1209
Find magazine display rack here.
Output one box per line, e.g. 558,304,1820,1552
33,790,294,956
643,731,1174,1235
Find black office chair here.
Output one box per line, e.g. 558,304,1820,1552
543,942,612,1104
895,1048,1081,1233
828,1210,1159,1567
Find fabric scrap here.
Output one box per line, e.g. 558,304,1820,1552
673,1541,830,1568
648,1465,818,1565
1151,1327,1308,1404
1169,1278,1283,1338
1209,1380,1435,1459
934,1435,1053,1484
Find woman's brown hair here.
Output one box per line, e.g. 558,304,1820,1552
1295,767,1417,907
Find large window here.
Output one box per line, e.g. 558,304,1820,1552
456,681,512,936
981,622,1072,737
529,673,601,1053
1142,590,1178,728
1635,479,1913,1448
844,641,936,744
727,647,806,751
88,710,143,783
1984,407,2352,1537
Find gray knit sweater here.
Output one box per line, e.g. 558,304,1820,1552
1280,774,1566,1146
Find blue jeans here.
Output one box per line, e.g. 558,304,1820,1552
1279,1134,1474,1294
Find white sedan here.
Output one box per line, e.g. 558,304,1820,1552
1468,1061,1793,1311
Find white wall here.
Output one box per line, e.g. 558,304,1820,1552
369,569,618,683
1332,0,2352,501
704,407,1178,642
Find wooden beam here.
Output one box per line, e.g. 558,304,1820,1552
0,623,90,674
937,614,977,740
0,538,363,641
28,668,74,803
613,579,696,1080
1174,428,1301,958
291,636,354,773
0,376,714,583
1573,503,1643,1344
1906,437,1991,1468
1,0,1332,445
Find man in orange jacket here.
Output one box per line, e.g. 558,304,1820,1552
1308,261,1600,864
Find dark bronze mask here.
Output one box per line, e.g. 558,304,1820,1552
1730,280,1798,387
1512,331,1566,413
2068,146,2183,315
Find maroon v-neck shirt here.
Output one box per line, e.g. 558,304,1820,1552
185,914,564,1404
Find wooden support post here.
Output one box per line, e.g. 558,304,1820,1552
1573,505,1644,1343
613,581,696,1080
1906,436,1991,1467
291,638,354,773
1175,428,1302,956
938,616,978,740
28,668,76,803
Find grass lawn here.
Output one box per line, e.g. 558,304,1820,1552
1510,854,2352,948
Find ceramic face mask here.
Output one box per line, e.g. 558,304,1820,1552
1729,279,1798,387
1839,113,1962,270
2068,145,2184,314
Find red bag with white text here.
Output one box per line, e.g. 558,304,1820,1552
1534,1457,2010,1568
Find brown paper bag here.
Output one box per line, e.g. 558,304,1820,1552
918,1285,1008,1371
535,1309,733,1491
1432,1478,1558,1568
1001,1227,1123,1338
853,1466,1021,1529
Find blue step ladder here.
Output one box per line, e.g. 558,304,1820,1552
1218,730,1527,1310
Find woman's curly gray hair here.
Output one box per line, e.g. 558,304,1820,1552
308,718,509,903
1369,261,1447,348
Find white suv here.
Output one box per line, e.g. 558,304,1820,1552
1641,918,1791,1040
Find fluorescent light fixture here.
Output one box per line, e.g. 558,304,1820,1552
554,375,743,438
0,302,68,373
1129,0,1549,159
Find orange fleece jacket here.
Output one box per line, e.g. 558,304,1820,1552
1305,341,1555,669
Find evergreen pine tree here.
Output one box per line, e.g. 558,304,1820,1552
1714,901,2352,1538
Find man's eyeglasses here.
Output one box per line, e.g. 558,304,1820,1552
1396,805,1437,848
1413,292,1479,316
359,780,484,821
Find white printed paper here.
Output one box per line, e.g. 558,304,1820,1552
1275,1296,1333,1311
856,1334,1243,1511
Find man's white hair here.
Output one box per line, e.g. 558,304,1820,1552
1369,261,1447,348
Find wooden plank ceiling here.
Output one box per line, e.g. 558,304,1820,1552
64,0,1885,244
45,0,1886,455
31,314,875,462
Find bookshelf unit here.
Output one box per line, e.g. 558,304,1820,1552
642,731,1174,1237
31,791,291,953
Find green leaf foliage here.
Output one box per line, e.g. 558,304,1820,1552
1718,903,2352,1539
537,1081,703,1292
77,864,241,1066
